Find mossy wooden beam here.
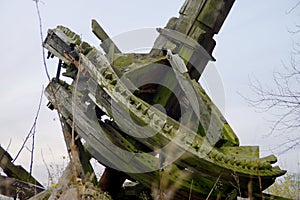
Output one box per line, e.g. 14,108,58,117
0,175,44,199
44,61,285,198
152,0,235,79
0,145,43,187
60,117,97,185
150,0,236,118
99,167,127,198
92,19,121,54
45,82,224,197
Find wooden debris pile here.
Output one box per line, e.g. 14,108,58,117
0,0,291,199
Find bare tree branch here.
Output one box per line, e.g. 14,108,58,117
34,0,50,81
30,86,44,175
243,45,300,153
12,86,44,172
286,1,300,14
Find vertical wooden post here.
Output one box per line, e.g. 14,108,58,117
99,167,127,197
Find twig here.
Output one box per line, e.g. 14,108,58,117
256,162,264,200
286,1,300,14
41,149,52,187
0,139,12,165
241,57,300,152
34,0,50,81
12,86,44,166
188,179,193,200
206,174,221,200
6,139,12,153
30,85,44,174
231,173,241,197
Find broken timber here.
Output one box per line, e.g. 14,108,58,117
0,145,43,187
0,0,286,199
0,145,44,199
0,175,44,200
43,21,286,200
42,0,288,199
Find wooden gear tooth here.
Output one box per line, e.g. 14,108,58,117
135,102,142,110
104,72,113,80
99,67,108,75
163,124,173,133
141,107,149,115
109,79,117,85
147,110,154,119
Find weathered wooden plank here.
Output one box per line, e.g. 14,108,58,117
99,167,127,197
45,82,223,197
59,117,97,185
199,0,236,34
44,77,285,199
0,175,44,200
45,82,160,173
0,146,43,187
92,19,121,54
179,0,205,17
47,162,73,200
151,0,236,81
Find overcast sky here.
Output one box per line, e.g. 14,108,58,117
0,0,299,184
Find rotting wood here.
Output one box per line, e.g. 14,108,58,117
41,11,287,196
99,167,127,198
92,19,121,54
0,175,44,200
47,162,74,200
44,63,285,198
0,145,43,187
60,116,97,184
9,0,290,199
150,0,236,123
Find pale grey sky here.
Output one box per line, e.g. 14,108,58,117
0,0,299,185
